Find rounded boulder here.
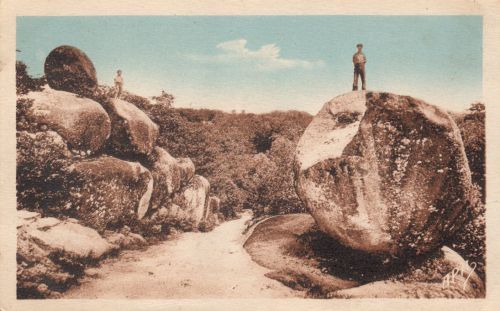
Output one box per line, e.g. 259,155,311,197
23,88,111,153
294,91,475,257
44,45,98,97
103,98,159,157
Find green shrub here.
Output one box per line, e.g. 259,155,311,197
16,61,45,95
453,103,485,201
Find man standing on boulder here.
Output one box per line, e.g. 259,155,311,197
114,69,124,99
352,43,367,91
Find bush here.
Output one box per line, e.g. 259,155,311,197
448,185,485,280
16,131,81,213
16,61,45,95
136,101,312,218
453,103,485,201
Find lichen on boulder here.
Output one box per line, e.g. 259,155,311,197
172,175,210,228
101,98,159,157
294,91,476,258
66,156,154,231
22,88,111,153
148,147,195,211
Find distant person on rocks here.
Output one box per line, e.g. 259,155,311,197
114,69,124,99
352,43,367,91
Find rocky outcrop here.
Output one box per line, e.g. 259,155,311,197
103,98,159,157
23,88,111,153
44,45,98,97
17,211,115,298
294,91,476,257
17,45,221,298
149,147,195,210
172,175,210,228
67,156,153,231
452,106,485,199
244,213,484,298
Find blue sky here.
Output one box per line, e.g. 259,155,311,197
17,16,482,113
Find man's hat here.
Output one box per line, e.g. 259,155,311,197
356,43,363,48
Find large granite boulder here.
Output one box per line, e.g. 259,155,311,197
67,156,154,231
172,175,210,228
294,91,475,257
23,88,111,153
149,147,195,210
44,45,98,97
102,98,159,157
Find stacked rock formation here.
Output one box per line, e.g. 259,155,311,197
17,45,220,297
294,91,476,258
18,45,220,232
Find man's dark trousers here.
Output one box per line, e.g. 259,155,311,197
353,63,366,91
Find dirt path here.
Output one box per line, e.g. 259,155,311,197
64,211,302,298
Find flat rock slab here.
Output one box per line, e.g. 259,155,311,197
244,214,359,296
18,210,115,261
244,214,484,298
28,222,113,260
17,210,116,298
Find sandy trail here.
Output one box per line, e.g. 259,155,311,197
64,211,302,298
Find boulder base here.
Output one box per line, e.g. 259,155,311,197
245,214,484,298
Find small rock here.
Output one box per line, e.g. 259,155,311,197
48,291,62,299
84,268,100,278
37,283,49,294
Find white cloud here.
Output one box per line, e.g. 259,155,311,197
189,38,324,71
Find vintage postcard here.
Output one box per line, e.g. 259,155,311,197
1,0,500,310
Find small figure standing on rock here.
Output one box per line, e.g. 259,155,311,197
114,69,124,99
352,43,367,91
